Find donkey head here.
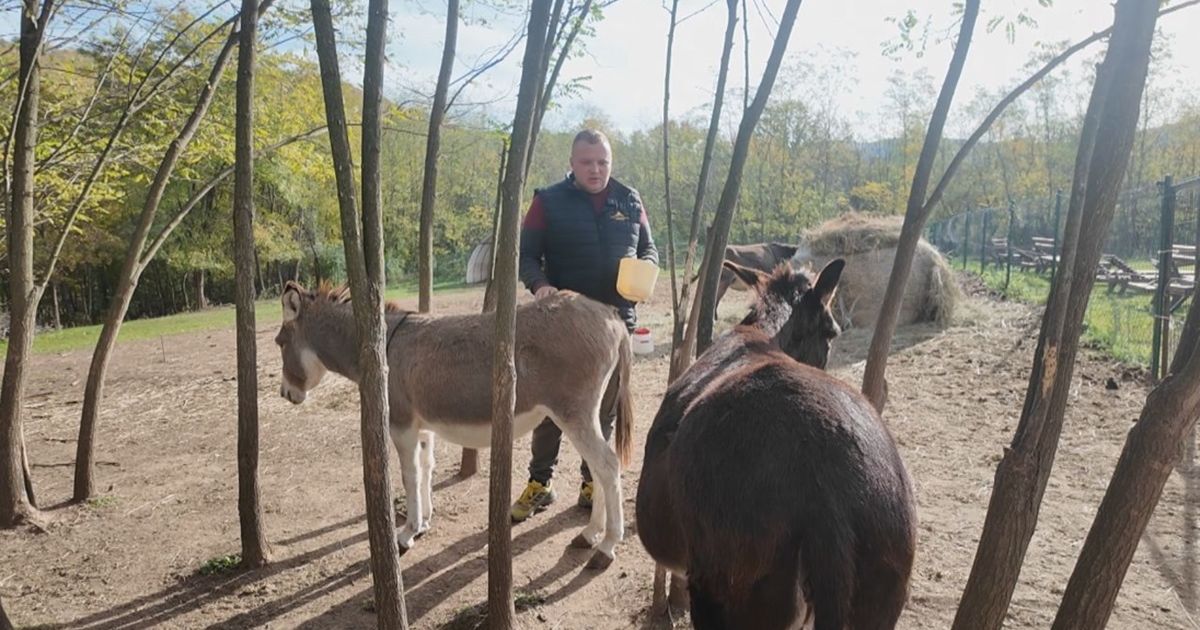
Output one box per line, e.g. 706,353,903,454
723,258,845,369
275,281,347,404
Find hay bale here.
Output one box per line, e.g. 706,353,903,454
801,212,904,257
796,214,959,329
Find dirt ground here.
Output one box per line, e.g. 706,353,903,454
2,274,1198,629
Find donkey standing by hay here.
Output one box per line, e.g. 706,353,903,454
275,282,634,569
636,260,917,629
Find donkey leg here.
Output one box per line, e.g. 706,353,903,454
389,424,426,550
668,572,690,618
560,421,608,550
588,450,623,568
418,430,435,530
563,418,623,569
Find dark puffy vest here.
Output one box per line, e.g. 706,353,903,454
536,177,643,326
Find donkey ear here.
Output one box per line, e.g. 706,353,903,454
813,258,845,307
282,283,305,322
723,260,768,290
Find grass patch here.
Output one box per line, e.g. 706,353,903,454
1,279,473,356
199,553,242,576
979,267,1052,305
978,266,1160,365
85,495,117,509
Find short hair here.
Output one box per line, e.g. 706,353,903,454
572,129,610,148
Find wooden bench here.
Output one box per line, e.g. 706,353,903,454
1031,237,1059,273
991,238,1041,271
1105,255,1160,295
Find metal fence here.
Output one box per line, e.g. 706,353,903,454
925,176,1198,377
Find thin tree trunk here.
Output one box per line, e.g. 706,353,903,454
953,2,1158,627
491,4,550,627
525,0,592,177
695,0,804,352
482,138,507,314
741,0,749,113
73,7,251,502
655,4,683,600
1,0,49,528
193,270,208,310
233,0,270,569
860,0,980,411
671,0,737,375
51,280,61,329
469,138,509,478
418,0,459,314
661,0,681,387
20,423,36,508
311,0,408,625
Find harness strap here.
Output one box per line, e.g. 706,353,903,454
386,311,412,352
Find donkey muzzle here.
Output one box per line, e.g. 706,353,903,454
281,383,307,404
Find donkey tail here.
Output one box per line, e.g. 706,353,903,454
800,519,857,630
615,332,634,467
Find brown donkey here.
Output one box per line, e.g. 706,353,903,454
275,282,634,569
636,260,917,629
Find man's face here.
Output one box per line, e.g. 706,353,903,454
569,140,612,194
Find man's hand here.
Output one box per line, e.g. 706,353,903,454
535,285,558,300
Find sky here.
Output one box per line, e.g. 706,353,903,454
386,0,1200,137
2,0,1197,137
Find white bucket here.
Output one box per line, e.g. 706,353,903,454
631,327,655,356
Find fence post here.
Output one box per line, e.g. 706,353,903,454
1006,203,1015,291
1151,175,1175,381
962,211,971,271
1051,189,1063,283
980,210,989,274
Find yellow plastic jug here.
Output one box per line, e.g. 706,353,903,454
617,257,659,302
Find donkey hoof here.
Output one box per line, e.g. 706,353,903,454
570,533,595,549
585,551,614,571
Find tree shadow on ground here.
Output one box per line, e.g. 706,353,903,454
39,516,369,630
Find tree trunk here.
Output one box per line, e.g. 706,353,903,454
491,4,550,627
72,10,249,502
193,269,208,310
481,138,508,315
51,280,61,329
1,0,47,528
233,0,270,569
311,0,409,626
418,0,459,314
469,138,508,478
1052,287,1200,628
653,1,681,598
695,0,804,353
0,595,12,630
670,0,737,374
953,2,1158,627
860,0,980,411
525,0,593,177
660,0,681,389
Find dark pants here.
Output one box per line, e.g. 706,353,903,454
528,410,615,485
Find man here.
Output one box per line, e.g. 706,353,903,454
512,128,658,522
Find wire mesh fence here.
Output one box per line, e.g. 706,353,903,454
925,176,1198,375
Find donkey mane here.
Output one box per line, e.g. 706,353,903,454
306,281,408,314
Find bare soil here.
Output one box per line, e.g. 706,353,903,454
2,276,1197,629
